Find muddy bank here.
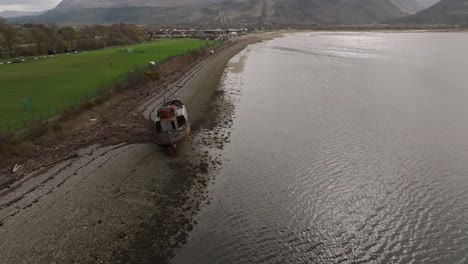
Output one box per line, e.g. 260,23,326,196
0,35,265,189
0,44,209,190
0,34,278,264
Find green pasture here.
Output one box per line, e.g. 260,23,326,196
0,39,216,131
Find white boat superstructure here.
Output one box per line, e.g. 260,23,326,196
154,99,191,151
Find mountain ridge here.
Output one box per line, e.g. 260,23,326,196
390,0,425,14
394,0,468,24
0,10,46,18
11,0,408,25
54,0,226,10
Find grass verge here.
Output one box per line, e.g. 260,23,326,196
0,38,217,131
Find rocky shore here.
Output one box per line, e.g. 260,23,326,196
0,34,278,264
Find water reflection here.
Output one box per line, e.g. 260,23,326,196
173,32,468,264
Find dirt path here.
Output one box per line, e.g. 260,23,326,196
0,35,275,264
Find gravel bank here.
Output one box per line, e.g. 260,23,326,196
0,34,278,264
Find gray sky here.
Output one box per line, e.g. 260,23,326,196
0,0,61,12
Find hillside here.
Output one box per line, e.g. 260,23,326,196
395,0,468,24
54,0,226,10
11,0,407,25
0,10,46,18
390,0,425,14
417,0,440,8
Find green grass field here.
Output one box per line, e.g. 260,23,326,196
0,39,216,131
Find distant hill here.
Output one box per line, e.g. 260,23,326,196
394,0,468,24
53,0,226,10
390,0,425,14
0,10,46,18
11,0,407,25
417,0,440,8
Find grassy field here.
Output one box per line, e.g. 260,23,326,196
0,39,216,131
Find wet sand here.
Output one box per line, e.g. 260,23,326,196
0,34,278,264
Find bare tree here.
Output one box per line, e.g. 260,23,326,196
0,18,6,58
29,25,48,54
0,23,18,57
0,36,3,59
58,26,77,50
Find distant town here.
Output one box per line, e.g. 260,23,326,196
144,28,251,41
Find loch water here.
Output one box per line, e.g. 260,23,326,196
173,32,468,264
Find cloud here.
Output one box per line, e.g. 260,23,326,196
0,0,61,11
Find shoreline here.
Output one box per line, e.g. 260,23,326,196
0,36,247,188
0,34,274,263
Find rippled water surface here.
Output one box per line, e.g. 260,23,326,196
173,32,468,264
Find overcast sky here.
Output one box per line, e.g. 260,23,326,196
0,0,61,12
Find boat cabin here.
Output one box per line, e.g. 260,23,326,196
155,100,188,133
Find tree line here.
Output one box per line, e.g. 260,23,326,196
0,19,147,58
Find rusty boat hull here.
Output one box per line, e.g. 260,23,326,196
155,123,191,146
